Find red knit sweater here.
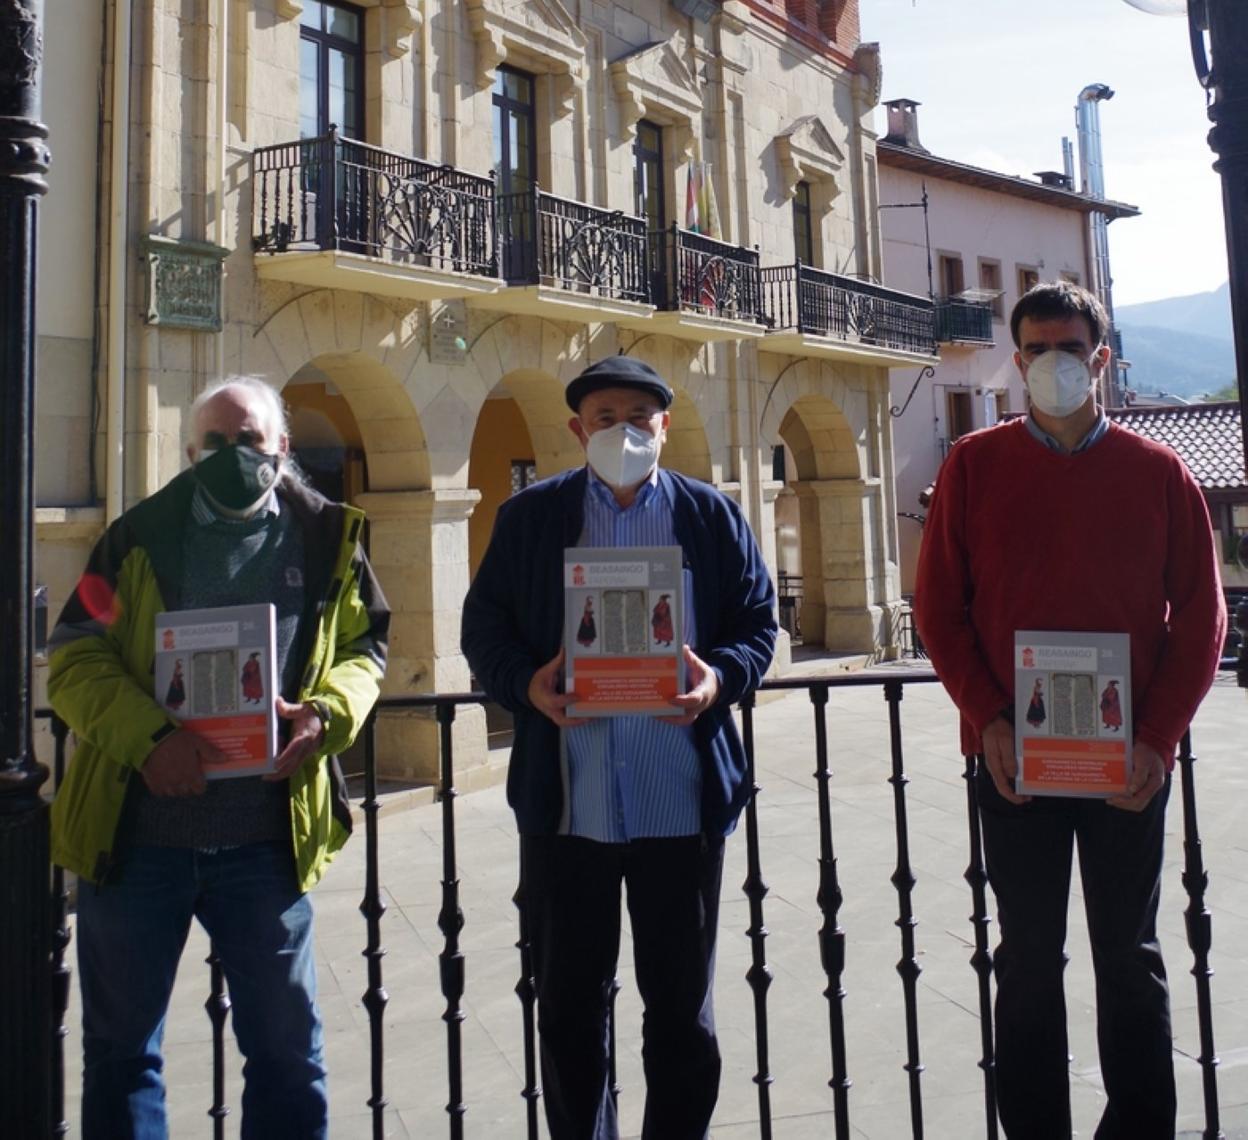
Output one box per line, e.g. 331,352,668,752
914,419,1226,763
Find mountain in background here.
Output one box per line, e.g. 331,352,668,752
1116,282,1235,400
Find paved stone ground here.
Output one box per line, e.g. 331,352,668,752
61,667,1248,1138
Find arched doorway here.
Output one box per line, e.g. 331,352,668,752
758,349,901,658
284,362,368,506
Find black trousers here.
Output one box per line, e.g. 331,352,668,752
520,833,725,1140
977,766,1175,1140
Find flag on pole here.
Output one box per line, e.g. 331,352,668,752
701,162,721,240
685,161,702,233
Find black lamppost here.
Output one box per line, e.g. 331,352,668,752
1180,0,1248,467
1126,0,1248,687
0,0,52,1134
1193,2,1248,690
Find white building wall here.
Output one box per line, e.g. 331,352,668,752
879,160,1091,592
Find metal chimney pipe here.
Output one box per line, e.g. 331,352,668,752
1075,84,1123,404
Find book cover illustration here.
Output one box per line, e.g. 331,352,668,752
154,603,279,778
1014,630,1131,798
564,546,686,717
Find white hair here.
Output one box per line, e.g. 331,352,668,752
187,376,290,448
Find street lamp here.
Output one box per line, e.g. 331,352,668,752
0,0,52,1131
1124,0,1248,688
1121,0,1246,455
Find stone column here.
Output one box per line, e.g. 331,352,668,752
355,488,488,786
793,478,894,655
759,479,792,673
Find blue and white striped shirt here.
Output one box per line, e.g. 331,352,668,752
562,470,702,842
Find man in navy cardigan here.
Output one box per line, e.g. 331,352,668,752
462,356,776,1139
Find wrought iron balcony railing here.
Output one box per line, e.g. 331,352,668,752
496,187,650,304
761,264,937,356
251,130,497,277
934,299,995,344
651,225,766,323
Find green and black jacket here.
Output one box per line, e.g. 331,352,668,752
48,471,390,892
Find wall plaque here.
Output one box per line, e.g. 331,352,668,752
429,299,469,365
142,235,229,332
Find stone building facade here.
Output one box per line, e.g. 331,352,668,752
35,0,938,782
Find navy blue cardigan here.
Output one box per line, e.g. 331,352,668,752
461,466,777,837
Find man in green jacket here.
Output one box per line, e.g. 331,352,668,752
48,377,389,1139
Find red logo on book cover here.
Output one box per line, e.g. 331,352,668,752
1022,647,1035,668
573,564,585,586
162,629,176,650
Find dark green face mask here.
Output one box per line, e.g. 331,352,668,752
193,445,282,518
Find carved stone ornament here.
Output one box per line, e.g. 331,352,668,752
463,0,586,114
275,0,303,19
142,235,229,332
775,115,845,208
384,0,420,58
0,0,42,92
852,41,883,111
609,39,702,159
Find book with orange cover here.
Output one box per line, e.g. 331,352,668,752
1014,630,1131,798
564,546,686,717
154,604,278,779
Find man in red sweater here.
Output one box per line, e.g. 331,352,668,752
915,282,1225,1139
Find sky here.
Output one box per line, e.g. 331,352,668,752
859,0,1228,307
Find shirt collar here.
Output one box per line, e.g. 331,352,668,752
191,482,281,526
1024,410,1109,455
585,464,661,511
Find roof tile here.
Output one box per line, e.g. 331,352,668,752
1107,402,1245,492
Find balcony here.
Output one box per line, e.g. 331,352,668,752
251,132,502,302
759,264,938,367
470,188,655,322
934,299,995,346
618,225,768,343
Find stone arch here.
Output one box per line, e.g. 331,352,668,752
243,290,431,491
759,357,864,481
625,337,715,482
759,358,893,654
465,313,591,420
466,318,717,483
241,290,487,787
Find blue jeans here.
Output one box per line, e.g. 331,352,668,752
76,841,327,1140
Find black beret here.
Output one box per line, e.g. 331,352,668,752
564,356,674,412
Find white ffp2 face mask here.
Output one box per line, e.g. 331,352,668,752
1024,350,1097,418
584,421,660,488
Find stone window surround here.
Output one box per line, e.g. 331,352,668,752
463,0,587,118
774,114,844,265
277,0,419,60
610,39,706,227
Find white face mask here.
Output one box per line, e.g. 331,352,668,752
584,421,661,488
1024,349,1097,418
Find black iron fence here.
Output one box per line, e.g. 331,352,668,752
761,264,937,356
251,130,497,277
496,187,649,304
651,225,766,322
934,299,995,344
36,678,1223,1139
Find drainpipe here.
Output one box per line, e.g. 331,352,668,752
106,0,132,521
214,0,228,382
